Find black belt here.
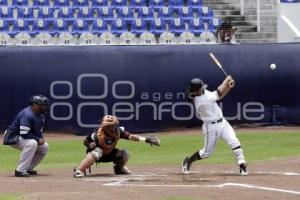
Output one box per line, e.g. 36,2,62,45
211,118,223,124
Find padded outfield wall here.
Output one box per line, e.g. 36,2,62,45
0,44,299,133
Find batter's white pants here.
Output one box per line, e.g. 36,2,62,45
199,119,246,165
11,137,49,173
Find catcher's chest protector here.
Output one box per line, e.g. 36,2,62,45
97,128,120,155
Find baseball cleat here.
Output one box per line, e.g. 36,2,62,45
15,170,30,177
27,170,38,175
182,157,191,174
73,168,84,178
239,163,248,176
114,165,131,175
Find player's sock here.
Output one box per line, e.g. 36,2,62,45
188,151,202,164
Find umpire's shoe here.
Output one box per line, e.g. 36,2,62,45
239,163,248,176
114,165,131,175
182,157,191,174
15,170,30,177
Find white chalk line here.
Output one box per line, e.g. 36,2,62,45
192,170,300,176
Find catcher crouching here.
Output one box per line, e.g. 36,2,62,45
74,115,160,178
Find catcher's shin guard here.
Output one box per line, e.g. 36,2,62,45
113,150,131,175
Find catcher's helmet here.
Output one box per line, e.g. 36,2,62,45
30,95,49,105
101,115,119,128
189,78,207,92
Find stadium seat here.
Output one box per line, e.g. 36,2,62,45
14,32,32,45
148,0,164,11
138,31,156,45
186,0,203,11
53,0,71,8
91,19,109,36
111,0,127,8
178,31,197,44
157,7,174,22
11,19,31,36
136,7,154,23
131,18,147,36
57,32,76,45
33,0,50,7
178,7,194,22
0,19,10,33
188,18,205,36
207,18,222,33
17,7,35,24
169,18,186,36
199,6,214,21
57,7,75,24
72,19,89,36
37,7,54,23
92,0,109,7
119,31,137,45
78,7,95,23
129,0,147,9
159,31,177,44
12,0,29,7
0,7,14,24
199,30,216,43
98,32,118,45
168,0,184,11
116,7,134,24
32,19,50,36
51,19,68,36
111,18,128,36
97,7,114,24
73,0,89,8
0,32,13,45
33,32,54,45
149,18,167,36
0,0,8,6
78,32,97,45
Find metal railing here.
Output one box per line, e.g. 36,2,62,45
240,0,261,32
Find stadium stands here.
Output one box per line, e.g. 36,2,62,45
0,0,221,45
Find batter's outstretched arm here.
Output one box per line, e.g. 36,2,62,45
216,75,235,100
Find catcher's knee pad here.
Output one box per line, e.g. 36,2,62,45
114,149,130,166
90,147,103,160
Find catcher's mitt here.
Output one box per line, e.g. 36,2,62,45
145,136,161,146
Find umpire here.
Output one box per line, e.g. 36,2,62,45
3,95,49,177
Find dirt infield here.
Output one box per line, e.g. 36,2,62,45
0,156,300,200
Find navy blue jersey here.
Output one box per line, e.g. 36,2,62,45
7,106,45,141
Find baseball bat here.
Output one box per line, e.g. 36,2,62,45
208,53,228,76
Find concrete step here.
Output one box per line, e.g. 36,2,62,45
204,3,237,10
213,9,241,15
247,20,277,26
215,15,245,21
203,0,241,4
236,38,277,43
245,15,277,21
235,25,257,32
235,32,277,39
260,26,277,32
231,21,253,26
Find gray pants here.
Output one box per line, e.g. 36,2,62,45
11,137,49,173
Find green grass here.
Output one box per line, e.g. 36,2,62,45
0,131,300,171
0,194,23,200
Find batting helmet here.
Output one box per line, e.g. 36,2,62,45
30,95,49,105
189,78,207,92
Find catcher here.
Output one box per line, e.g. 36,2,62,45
73,115,160,178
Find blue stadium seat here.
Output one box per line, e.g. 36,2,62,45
51,19,68,36
0,7,14,24
168,0,184,11
17,7,35,24
111,0,127,8
136,7,154,23
188,18,205,36
157,7,174,23
78,7,95,23
149,18,167,36
12,0,29,7
91,18,109,36
33,0,50,7
129,0,147,9
169,17,185,36
0,19,10,33
72,19,89,36
186,0,203,11
207,18,222,33
199,6,214,21
57,7,75,24
73,0,89,8
92,0,109,7
37,7,54,22
130,18,147,36
32,18,50,36
0,0,8,6
148,0,164,11
97,7,114,24
116,7,134,25
177,6,194,22
11,19,31,36
53,0,71,8
111,18,128,36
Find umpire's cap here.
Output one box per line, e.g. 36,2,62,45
189,78,207,92
30,95,49,105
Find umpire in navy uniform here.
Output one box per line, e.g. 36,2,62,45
3,95,49,177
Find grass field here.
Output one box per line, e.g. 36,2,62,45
1,131,300,172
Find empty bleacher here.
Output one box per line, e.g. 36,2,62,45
0,0,222,45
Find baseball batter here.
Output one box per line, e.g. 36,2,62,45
74,115,160,178
182,76,247,176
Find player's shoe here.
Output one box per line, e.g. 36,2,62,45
114,165,131,175
182,157,191,174
73,168,84,178
15,170,30,177
239,163,248,176
27,170,38,175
